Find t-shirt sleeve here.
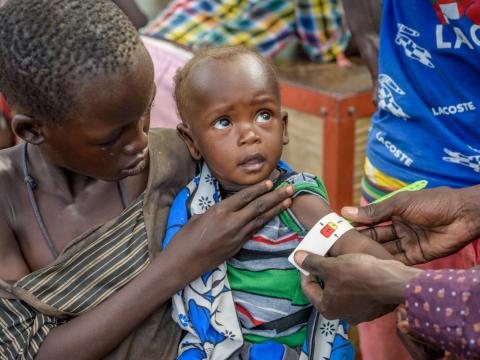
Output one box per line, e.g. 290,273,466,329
277,172,328,235
405,269,480,358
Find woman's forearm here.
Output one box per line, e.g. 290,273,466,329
342,0,381,79
35,247,189,360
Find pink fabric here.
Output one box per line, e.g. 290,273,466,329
141,36,192,129
357,196,479,360
406,269,480,358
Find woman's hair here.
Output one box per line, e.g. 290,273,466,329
0,0,140,124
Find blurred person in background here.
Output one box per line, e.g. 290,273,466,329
143,0,352,67
342,0,480,359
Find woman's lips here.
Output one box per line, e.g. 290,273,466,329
120,156,147,176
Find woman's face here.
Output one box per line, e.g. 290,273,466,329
38,46,155,181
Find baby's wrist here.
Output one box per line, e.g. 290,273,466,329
327,231,355,257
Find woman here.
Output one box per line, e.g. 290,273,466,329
0,1,293,359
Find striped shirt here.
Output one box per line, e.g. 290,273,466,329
142,0,350,62
227,172,328,347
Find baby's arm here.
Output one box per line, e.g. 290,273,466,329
290,195,393,260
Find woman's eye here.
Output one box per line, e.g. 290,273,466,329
256,111,272,123
99,132,121,148
99,137,118,148
213,118,231,129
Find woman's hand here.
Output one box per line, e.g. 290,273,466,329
166,180,294,282
341,186,480,265
296,252,421,324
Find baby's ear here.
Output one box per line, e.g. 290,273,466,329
177,122,202,161
11,114,44,145
281,111,289,145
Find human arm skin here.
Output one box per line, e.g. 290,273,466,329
341,185,480,265
0,181,293,360
290,195,393,260
342,0,381,103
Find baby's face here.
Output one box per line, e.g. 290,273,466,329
185,54,289,192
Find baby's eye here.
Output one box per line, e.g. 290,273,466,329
213,118,231,129
256,111,272,123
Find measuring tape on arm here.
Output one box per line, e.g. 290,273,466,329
288,180,428,275
288,212,353,275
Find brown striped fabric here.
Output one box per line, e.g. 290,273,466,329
0,298,65,360
18,194,149,315
1,194,149,359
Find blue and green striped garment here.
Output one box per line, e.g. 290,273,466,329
163,162,354,360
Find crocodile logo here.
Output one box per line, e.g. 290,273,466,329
431,0,480,25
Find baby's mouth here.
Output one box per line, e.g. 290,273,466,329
238,153,266,172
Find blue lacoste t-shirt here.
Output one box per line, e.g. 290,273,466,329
367,0,480,188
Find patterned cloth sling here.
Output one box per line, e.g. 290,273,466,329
0,194,149,360
162,162,354,360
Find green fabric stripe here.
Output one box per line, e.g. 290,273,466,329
244,325,307,347
277,176,329,235
227,265,309,306
240,4,294,43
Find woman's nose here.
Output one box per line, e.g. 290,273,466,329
123,120,148,155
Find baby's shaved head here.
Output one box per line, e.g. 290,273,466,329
174,46,279,124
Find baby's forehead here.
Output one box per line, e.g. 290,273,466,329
187,54,278,95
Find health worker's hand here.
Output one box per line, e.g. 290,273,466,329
342,186,480,265
296,252,420,324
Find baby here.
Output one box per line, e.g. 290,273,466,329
164,46,392,360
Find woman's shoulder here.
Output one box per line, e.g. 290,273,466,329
149,128,188,157
147,128,196,188
0,144,24,191
0,145,30,281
